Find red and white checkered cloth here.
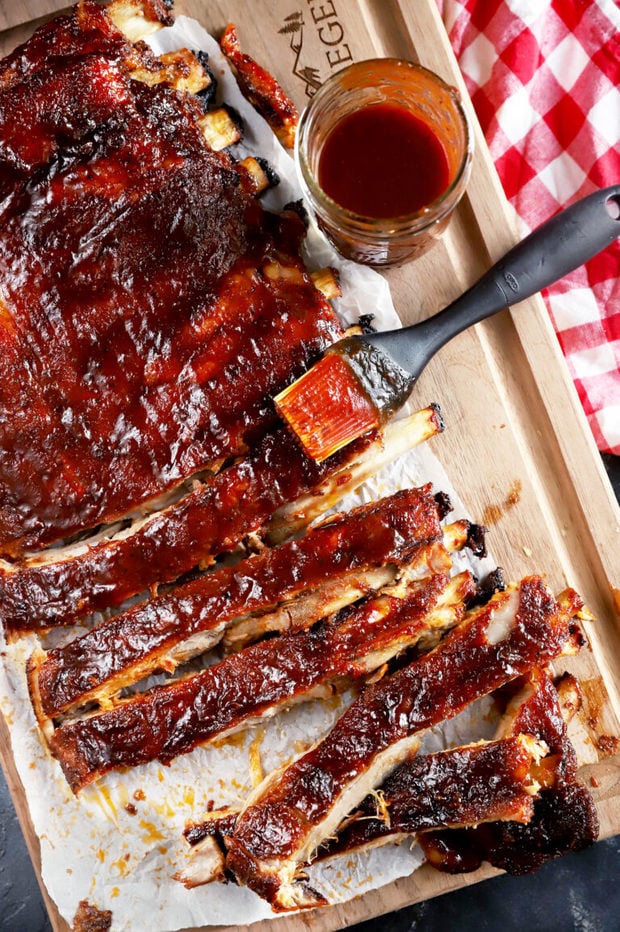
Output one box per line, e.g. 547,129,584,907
435,0,620,454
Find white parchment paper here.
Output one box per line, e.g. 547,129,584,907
0,19,498,930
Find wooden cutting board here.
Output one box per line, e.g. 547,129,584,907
1,2,619,930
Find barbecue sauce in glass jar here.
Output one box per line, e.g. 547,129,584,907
318,103,451,220
296,59,473,266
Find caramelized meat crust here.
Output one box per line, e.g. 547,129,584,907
418,668,598,876
225,579,583,910
1,406,444,633
318,736,539,859
48,571,474,792
32,486,446,717
0,1,342,556
0,427,373,631
220,23,299,148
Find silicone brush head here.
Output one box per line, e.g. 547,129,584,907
275,353,380,461
274,336,414,462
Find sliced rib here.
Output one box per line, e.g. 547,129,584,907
176,670,569,887
1,406,443,634
30,486,459,719
177,734,544,889
219,23,299,149
317,668,582,862
224,578,584,911
46,571,476,793
418,668,599,876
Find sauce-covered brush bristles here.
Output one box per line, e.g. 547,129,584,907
275,186,620,462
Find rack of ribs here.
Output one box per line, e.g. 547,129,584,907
0,0,346,557
0,2,601,918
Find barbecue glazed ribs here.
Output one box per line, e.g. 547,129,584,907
0,0,343,556
224,578,585,911
177,669,597,891
1,406,443,632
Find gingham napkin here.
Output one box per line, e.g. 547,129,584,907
436,0,620,454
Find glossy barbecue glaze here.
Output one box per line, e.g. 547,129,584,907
225,578,584,910
220,23,299,149
0,1,343,556
0,428,373,632
32,486,446,717
319,736,539,859
48,571,476,792
1,405,445,633
419,668,598,875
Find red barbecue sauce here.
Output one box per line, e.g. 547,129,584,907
318,103,450,218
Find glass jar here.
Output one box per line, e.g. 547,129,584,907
295,59,473,267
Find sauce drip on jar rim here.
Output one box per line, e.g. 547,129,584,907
318,103,450,219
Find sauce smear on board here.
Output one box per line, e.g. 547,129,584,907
318,103,450,218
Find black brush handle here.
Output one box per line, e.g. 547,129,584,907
369,185,620,377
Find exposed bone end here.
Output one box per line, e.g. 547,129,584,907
484,585,519,645
272,877,328,913
310,268,342,301
107,0,173,42
198,108,243,151
238,157,279,196
129,49,213,94
262,260,305,285
267,406,444,545
173,836,226,889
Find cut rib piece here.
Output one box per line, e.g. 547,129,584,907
46,571,476,792
317,736,543,861
220,23,299,148
1,406,443,634
177,732,543,888
317,668,582,862
0,0,345,556
176,733,543,889
224,578,584,911
418,668,599,876
176,667,573,887
29,486,456,719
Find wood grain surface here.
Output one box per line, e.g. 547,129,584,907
1,2,619,930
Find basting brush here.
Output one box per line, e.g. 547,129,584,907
275,185,620,461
